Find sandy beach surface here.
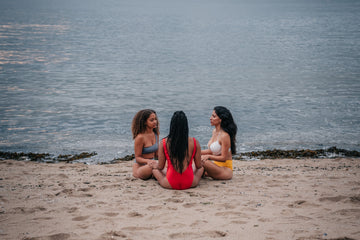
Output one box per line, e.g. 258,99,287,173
0,158,359,240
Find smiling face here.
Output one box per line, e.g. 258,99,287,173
146,113,158,129
210,110,221,126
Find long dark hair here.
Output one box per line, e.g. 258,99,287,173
166,111,189,173
131,109,159,139
214,106,237,154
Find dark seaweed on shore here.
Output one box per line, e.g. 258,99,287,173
108,154,135,164
0,147,359,164
233,147,360,160
0,151,97,163
110,147,360,163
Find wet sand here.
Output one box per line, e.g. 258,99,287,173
0,158,359,240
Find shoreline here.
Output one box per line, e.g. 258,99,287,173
0,157,359,239
1,146,360,164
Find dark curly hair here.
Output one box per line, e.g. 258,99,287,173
131,109,159,139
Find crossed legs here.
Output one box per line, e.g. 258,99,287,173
152,166,204,189
202,160,233,180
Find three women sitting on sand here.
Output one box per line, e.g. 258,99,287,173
131,106,238,190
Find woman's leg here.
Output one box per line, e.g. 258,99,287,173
203,160,232,180
132,163,153,180
191,167,204,188
152,168,172,189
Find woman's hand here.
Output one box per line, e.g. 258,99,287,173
201,155,210,166
201,155,210,161
147,160,158,169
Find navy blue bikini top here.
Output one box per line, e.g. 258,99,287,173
142,134,158,154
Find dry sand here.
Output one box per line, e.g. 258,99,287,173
0,158,359,240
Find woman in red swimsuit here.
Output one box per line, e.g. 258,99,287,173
151,111,203,190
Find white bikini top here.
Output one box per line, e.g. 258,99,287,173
208,130,222,156
209,141,222,156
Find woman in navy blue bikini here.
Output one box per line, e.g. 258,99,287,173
131,109,159,179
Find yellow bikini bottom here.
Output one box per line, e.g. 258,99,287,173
213,160,233,170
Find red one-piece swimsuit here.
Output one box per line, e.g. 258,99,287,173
163,138,196,190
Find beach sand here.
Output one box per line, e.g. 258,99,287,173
0,158,359,240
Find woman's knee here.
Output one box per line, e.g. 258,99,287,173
132,166,139,178
133,165,152,180
212,169,232,180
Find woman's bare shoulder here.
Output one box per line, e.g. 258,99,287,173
188,137,198,146
220,131,230,141
134,133,145,142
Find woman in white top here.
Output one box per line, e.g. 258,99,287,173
201,106,237,180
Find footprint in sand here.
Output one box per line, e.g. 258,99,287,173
122,226,152,231
146,205,163,210
79,193,93,197
191,220,209,226
166,198,184,203
349,195,360,203
169,232,200,239
12,206,46,214
222,203,236,210
32,217,53,220
184,191,210,198
266,229,283,238
319,195,347,202
321,195,360,205
258,217,271,222
332,208,360,217
280,209,295,216
100,231,126,239
66,207,78,213
206,231,227,238
183,203,196,208
288,200,321,208
72,216,89,221
265,179,283,187
215,211,249,219
57,173,69,179
55,189,73,196
102,212,119,217
169,230,227,239
230,220,247,224
0,195,9,203
288,200,306,208
23,233,71,240
127,211,143,217
289,215,313,221
78,187,91,192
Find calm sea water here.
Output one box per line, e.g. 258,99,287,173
1,0,359,163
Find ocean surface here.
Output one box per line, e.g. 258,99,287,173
1,0,359,163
